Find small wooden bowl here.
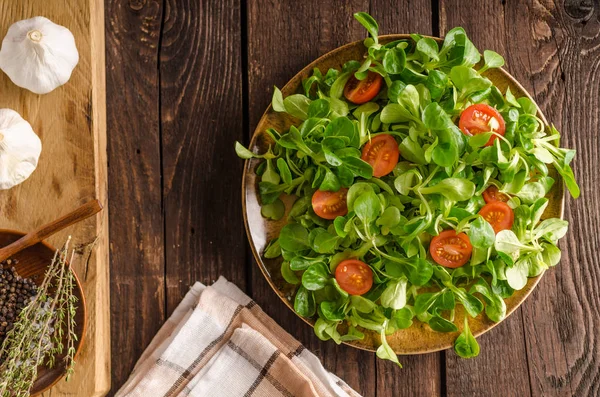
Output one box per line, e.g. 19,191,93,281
243,35,565,354
0,230,87,395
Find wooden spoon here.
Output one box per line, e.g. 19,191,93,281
0,199,103,263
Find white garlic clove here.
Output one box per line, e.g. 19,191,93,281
0,109,42,190
0,16,79,95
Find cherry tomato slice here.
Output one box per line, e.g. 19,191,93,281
360,134,400,177
482,185,510,204
479,201,514,234
312,188,348,220
429,230,473,268
459,103,506,147
335,259,374,295
343,71,383,104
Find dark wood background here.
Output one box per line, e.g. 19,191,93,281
105,0,600,395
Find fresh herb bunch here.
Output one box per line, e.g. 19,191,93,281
0,239,79,397
236,12,579,365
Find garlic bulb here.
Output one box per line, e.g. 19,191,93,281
0,109,42,190
0,17,79,94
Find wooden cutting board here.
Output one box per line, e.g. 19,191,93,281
0,1,110,396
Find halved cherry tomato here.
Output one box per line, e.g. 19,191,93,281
312,188,348,220
343,71,383,104
429,230,473,268
459,103,506,147
479,201,514,234
482,185,510,203
335,259,373,295
360,134,400,177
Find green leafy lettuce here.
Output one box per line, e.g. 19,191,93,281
235,12,579,365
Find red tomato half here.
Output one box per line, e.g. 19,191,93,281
479,202,514,234
459,104,506,147
429,230,473,268
343,71,383,104
335,259,373,295
482,185,510,204
360,134,400,177
311,188,348,220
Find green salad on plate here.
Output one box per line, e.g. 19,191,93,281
236,12,579,365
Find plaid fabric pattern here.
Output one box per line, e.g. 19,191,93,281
116,277,361,397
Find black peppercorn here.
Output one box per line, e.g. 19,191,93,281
0,258,37,344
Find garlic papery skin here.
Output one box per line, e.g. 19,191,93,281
0,17,79,95
0,109,42,190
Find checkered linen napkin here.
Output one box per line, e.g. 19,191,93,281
116,277,361,397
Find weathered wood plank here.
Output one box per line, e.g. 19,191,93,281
246,1,378,395
246,0,369,128
505,1,600,396
246,1,441,396
160,0,246,315
438,1,535,396
105,0,165,393
104,1,600,396
377,354,441,397
440,0,600,396
370,0,434,35
368,2,442,396
445,315,531,396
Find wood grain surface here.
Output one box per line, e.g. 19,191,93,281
106,0,599,396
0,1,110,396
246,3,378,395
440,1,599,395
105,0,166,387
439,1,535,396
159,0,246,314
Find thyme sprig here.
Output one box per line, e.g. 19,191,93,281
0,238,79,397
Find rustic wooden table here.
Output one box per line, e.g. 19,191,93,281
105,0,600,395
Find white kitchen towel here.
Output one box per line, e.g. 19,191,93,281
116,277,361,397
